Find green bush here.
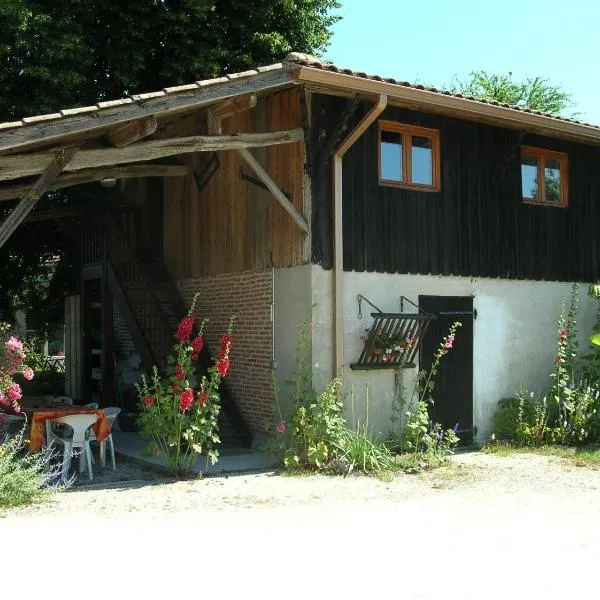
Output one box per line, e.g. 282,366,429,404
0,429,59,508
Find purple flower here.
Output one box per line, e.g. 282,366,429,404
453,422,460,432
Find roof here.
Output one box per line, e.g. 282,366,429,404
1,52,600,155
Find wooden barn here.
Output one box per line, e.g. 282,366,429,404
2,52,600,444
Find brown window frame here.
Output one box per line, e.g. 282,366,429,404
378,121,441,192
521,145,568,208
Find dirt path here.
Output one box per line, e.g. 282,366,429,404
4,452,600,599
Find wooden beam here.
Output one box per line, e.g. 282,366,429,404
105,116,157,147
207,94,257,134
0,68,294,154
0,163,188,202
237,147,308,234
0,146,77,248
0,129,303,182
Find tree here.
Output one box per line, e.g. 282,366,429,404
0,0,341,329
448,71,574,116
0,0,341,120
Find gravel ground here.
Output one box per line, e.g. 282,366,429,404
3,451,600,599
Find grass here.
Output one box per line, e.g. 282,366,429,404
483,442,600,468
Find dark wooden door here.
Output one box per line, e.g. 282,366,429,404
419,296,474,443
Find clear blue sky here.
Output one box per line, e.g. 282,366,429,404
325,0,600,124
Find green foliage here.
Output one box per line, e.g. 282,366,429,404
137,295,235,476
0,428,60,508
448,71,573,115
15,337,64,396
284,377,347,469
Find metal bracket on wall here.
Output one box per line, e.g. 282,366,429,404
194,152,220,193
240,167,291,200
437,309,478,320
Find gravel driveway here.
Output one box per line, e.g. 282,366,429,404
3,451,600,599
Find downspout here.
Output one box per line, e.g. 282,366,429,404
332,94,387,378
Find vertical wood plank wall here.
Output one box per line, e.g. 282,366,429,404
162,88,306,280
64,294,82,400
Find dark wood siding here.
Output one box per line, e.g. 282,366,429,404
310,93,600,282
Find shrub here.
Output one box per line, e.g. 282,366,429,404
0,428,60,508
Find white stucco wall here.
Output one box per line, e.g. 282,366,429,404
273,265,313,418
310,266,597,443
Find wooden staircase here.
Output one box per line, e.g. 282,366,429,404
99,209,252,448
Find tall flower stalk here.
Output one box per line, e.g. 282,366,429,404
136,295,235,476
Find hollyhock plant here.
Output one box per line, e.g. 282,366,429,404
0,324,34,416
136,293,235,476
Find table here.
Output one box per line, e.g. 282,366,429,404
24,406,111,452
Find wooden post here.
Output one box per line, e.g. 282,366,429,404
0,146,77,249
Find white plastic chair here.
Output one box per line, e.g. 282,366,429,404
46,414,98,482
84,402,99,409
53,396,74,405
88,407,121,470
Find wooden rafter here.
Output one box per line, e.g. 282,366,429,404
207,94,257,134
0,163,187,202
105,116,158,147
237,147,308,234
0,129,304,182
0,146,77,248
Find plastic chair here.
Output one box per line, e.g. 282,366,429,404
88,407,121,470
53,396,74,405
46,414,98,482
84,402,99,409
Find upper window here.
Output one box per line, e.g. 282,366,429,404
521,146,568,207
379,121,441,191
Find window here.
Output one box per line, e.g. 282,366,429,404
378,121,441,191
520,146,568,207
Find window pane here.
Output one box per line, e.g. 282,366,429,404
544,157,561,203
381,130,402,181
411,135,433,185
521,154,538,199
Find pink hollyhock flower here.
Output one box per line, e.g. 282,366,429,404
277,421,286,434
444,334,455,350
6,336,23,352
198,390,208,406
22,367,34,381
144,395,154,407
179,389,194,412
7,384,22,401
191,352,199,361
0,393,8,406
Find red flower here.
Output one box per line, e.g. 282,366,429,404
192,352,199,361
216,359,230,378
192,336,204,353
175,364,186,381
198,390,208,406
179,389,194,412
554,354,565,363
143,395,154,407
177,316,195,342
383,354,392,362
372,348,382,357
559,329,569,340
220,334,232,357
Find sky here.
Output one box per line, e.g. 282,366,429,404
325,0,600,124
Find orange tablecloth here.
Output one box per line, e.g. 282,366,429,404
27,408,110,452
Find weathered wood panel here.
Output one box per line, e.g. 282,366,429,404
310,93,600,282
161,88,306,279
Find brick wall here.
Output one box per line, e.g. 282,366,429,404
178,270,274,438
